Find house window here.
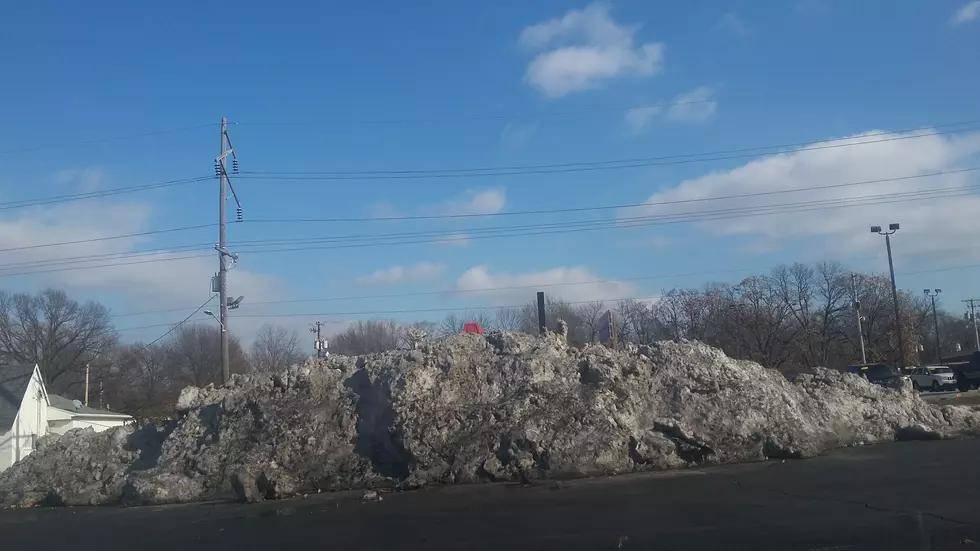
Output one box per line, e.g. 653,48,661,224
31,433,38,450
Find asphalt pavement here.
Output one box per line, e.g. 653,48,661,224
3,438,980,551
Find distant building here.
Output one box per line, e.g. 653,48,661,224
0,364,133,472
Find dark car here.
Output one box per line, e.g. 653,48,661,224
845,363,907,389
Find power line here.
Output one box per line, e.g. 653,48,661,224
10,164,972,259
245,167,980,225
2,176,978,277
0,124,219,156
231,97,720,126
0,175,212,212
237,122,980,181
114,295,216,361
0,224,216,254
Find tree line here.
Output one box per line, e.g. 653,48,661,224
0,261,974,417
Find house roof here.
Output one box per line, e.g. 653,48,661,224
0,364,38,433
48,393,132,418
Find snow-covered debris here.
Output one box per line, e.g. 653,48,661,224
2,331,979,507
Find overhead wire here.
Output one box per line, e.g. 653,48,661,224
114,295,216,357
0,175,213,212
237,122,980,180
0,124,219,155
2,173,979,276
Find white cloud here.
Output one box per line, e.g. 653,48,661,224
364,202,402,219
520,3,664,98
433,233,471,248
715,13,751,37
952,1,980,24
356,262,446,287
666,86,718,122
620,129,980,260
501,121,537,149
54,167,105,192
0,199,283,341
625,105,662,133
454,265,635,304
431,188,506,216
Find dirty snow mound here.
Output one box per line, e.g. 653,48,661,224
2,331,978,507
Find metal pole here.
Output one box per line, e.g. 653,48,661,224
219,117,230,384
536,292,547,335
884,233,906,369
931,294,942,363
852,273,867,364
84,363,90,407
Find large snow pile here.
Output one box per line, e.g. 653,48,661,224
3,331,979,507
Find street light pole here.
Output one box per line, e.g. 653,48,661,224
924,289,943,364
872,223,905,369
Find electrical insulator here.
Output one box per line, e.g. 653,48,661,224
232,158,239,174
237,206,243,221
214,160,221,177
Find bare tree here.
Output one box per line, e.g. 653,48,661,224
331,320,405,355
494,307,523,331
440,313,464,336
250,324,305,373
0,289,118,394
577,301,607,343
163,325,248,387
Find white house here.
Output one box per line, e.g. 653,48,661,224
1,363,133,472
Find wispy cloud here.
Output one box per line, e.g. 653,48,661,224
454,265,635,304
431,188,506,216
666,86,718,123
501,121,537,149
714,13,751,37
54,167,105,192
433,233,471,248
952,1,980,24
519,2,664,98
356,262,447,287
624,105,662,133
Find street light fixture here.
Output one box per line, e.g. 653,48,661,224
924,289,943,364
203,309,225,330
871,223,904,369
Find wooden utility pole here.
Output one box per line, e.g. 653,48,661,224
964,298,980,351
214,117,242,384
311,321,325,358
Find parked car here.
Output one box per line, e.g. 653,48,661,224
908,366,957,392
844,363,908,389
943,351,980,391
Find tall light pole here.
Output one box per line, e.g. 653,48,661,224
851,273,867,364
871,223,905,369
924,289,943,364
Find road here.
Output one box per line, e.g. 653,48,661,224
3,438,980,550
923,389,980,407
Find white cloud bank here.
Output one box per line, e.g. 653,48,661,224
0,197,283,342
356,261,446,287
520,3,664,98
620,129,980,260
454,265,635,304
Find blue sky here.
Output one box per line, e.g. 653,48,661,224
2,0,980,345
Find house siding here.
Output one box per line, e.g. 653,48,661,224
0,367,48,471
